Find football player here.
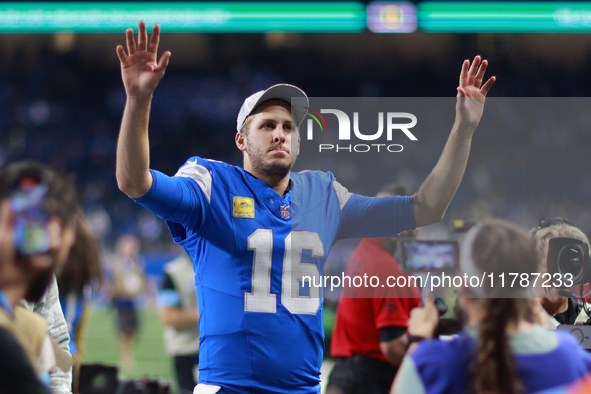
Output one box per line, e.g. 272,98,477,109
115,21,495,394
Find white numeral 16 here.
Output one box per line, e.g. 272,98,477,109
244,229,323,315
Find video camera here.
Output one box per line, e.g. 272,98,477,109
537,232,591,350
397,219,591,346
398,239,459,273
78,364,170,394
548,238,591,350
547,237,591,285
396,219,475,275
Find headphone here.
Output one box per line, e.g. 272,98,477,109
531,217,577,236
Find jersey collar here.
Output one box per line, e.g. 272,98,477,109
239,168,293,200
239,168,293,221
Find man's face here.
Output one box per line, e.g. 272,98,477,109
116,234,140,258
236,100,301,179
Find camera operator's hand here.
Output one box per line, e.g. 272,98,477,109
407,298,439,339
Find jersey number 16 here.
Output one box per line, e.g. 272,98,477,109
244,229,323,315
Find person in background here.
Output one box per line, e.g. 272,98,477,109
22,276,73,394
56,210,103,393
158,253,200,394
0,161,78,394
327,184,421,394
14,302,72,388
392,219,591,394
531,217,591,328
109,234,146,371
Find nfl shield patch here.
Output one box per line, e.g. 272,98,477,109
280,205,290,219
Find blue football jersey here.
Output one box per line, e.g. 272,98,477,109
134,157,415,394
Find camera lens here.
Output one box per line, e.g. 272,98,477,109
558,245,584,282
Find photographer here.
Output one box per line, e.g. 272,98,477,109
157,253,199,394
0,162,78,394
108,234,146,372
531,217,590,327
391,219,591,394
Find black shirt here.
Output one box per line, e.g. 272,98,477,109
554,298,584,325
0,326,50,394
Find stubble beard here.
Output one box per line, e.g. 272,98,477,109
246,140,294,180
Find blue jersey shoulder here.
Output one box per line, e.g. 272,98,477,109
175,156,247,197
291,169,336,185
177,156,235,174
291,170,341,205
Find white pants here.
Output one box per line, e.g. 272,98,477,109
194,383,222,394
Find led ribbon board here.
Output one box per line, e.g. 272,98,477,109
0,2,365,33
419,2,591,33
367,1,417,33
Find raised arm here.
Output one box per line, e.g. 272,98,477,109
413,56,495,227
115,21,171,198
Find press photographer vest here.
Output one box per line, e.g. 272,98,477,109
163,256,200,356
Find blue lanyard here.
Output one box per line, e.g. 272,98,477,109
0,291,13,318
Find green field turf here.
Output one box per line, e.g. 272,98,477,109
84,306,334,393
84,307,175,387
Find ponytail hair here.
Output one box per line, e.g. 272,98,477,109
474,298,525,393
466,219,538,393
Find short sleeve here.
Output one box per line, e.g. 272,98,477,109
373,298,417,330
393,356,426,394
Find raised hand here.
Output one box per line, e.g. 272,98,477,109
116,21,171,99
407,297,439,340
455,55,496,133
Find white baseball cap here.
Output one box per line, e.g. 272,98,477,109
236,83,309,133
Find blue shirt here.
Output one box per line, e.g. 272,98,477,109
396,326,591,394
60,290,88,355
134,157,415,393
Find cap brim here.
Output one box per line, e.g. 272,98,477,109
251,84,309,128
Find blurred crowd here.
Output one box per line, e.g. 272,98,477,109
1,37,591,262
